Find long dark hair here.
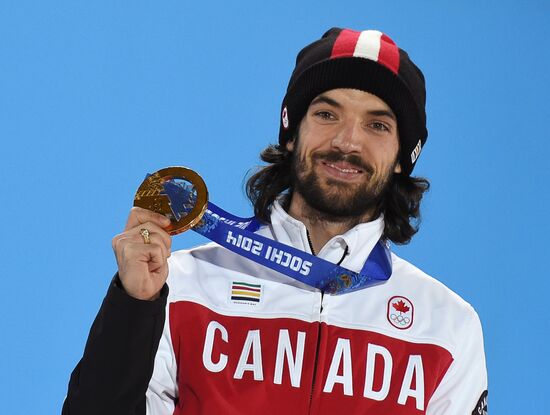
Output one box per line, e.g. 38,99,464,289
246,144,430,245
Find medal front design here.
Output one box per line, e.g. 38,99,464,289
387,296,414,330
134,166,208,235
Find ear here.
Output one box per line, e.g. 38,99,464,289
286,138,295,152
393,162,402,174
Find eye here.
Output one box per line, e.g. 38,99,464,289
314,111,336,121
369,121,391,132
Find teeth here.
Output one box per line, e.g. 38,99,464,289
328,163,359,173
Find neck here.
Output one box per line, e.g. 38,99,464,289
287,192,375,254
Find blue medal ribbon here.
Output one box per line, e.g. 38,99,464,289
161,177,392,294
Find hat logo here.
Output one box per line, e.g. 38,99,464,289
411,140,422,164
282,106,289,129
387,296,414,330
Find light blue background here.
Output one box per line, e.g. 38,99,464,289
1,1,548,413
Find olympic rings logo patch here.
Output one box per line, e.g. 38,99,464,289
387,296,414,330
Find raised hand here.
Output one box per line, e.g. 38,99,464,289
112,207,172,300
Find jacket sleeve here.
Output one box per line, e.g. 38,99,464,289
62,275,168,415
426,307,488,415
145,301,179,414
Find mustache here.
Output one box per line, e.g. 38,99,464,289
311,151,374,175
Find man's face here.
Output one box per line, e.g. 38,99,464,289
287,88,401,219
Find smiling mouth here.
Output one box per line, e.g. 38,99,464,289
320,161,366,181
324,162,362,174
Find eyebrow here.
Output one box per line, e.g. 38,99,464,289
367,109,396,122
309,94,397,122
310,94,342,108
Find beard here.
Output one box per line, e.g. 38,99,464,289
290,148,395,222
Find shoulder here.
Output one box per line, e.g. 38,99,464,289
168,242,225,268
384,252,483,350
390,252,478,317
165,242,227,285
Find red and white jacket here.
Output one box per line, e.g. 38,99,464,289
146,202,487,414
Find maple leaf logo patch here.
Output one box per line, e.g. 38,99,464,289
392,300,410,313
387,296,414,330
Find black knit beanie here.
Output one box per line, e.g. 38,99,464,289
279,28,427,175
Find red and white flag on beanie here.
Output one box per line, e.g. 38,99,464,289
331,29,400,75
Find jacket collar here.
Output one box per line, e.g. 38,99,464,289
269,201,385,273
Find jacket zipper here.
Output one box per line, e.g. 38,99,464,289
308,294,323,414
306,229,320,414
306,230,348,414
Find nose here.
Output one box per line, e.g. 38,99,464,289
330,120,363,153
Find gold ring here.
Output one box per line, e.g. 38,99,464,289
139,228,151,244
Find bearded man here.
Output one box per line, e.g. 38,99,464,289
64,28,488,415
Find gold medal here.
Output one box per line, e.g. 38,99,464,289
134,166,208,235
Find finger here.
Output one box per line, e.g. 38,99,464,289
130,221,172,252
114,233,170,261
125,206,171,231
145,243,168,272
113,224,171,260
117,238,166,271
117,242,169,293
